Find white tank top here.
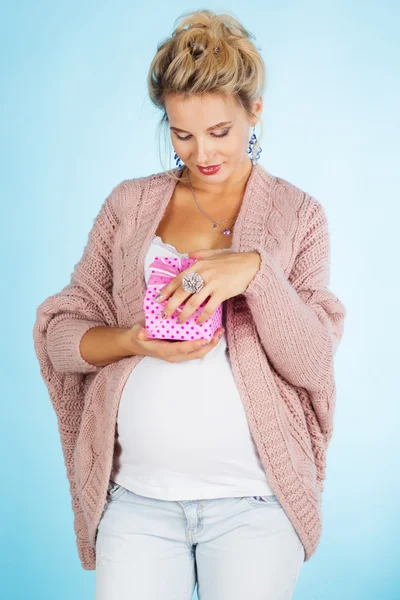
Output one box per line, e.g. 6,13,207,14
111,234,275,500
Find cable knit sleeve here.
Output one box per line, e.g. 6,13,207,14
41,184,122,374
46,317,107,374
32,181,129,571
243,196,346,398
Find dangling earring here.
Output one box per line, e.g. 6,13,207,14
173,151,184,171
247,126,262,166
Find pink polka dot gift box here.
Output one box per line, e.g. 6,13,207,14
144,255,222,342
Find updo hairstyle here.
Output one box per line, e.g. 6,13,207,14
147,9,267,180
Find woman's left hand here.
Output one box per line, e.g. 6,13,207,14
155,248,261,325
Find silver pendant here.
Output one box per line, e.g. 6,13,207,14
223,228,231,235
212,222,217,230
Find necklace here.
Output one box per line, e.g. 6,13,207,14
186,169,240,236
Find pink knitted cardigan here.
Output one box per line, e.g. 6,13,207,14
32,163,346,570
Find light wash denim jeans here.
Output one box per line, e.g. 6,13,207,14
95,480,305,599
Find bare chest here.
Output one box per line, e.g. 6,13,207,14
154,185,242,254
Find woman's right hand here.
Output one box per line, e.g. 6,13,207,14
126,319,224,363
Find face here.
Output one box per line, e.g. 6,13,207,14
165,92,262,188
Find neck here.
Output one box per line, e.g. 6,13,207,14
180,160,254,199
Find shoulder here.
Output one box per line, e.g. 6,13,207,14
257,165,316,212
256,165,326,231
252,166,329,266
104,168,176,220
108,168,171,200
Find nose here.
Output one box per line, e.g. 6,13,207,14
193,138,217,165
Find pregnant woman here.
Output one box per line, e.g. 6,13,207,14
33,9,346,600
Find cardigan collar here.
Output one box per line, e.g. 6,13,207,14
118,162,276,327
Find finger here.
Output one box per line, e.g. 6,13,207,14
155,279,182,303
169,327,223,360
155,263,198,303
175,284,214,324
160,286,191,321
185,327,225,354
171,334,214,355
203,328,225,348
195,294,223,325
184,328,225,360
138,326,148,338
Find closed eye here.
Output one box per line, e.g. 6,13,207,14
174,129,231,142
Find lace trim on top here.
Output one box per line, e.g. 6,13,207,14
152,234,189,257
153,234,233,257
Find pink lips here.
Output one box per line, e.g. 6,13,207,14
197,164,222,175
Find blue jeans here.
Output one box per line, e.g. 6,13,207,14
95,480,305,599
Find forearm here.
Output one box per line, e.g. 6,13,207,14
244,246,344,392
46,317,139,374
79,325,139,367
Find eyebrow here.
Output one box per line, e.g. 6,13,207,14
169,121,233,134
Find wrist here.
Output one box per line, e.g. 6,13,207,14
244,251,261,293
249,251,261,277
119,328,139,357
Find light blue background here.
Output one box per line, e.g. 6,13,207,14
2,1,398,598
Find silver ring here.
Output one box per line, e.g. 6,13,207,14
181,271,205,294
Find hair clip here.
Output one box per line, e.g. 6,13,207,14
214,46,220,53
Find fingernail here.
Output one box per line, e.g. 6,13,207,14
155,294,164,302
218,331,223,338
201,341,208,346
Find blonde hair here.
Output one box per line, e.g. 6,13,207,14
147,9,267,181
